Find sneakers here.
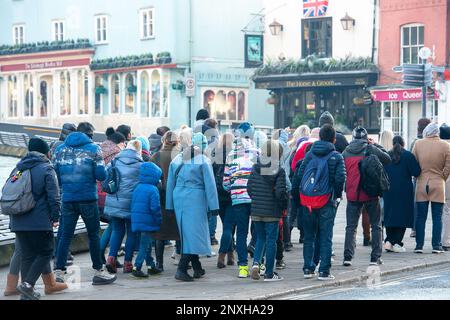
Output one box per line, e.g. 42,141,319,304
443,246,450,252
303,270,317,279
132,267,148,278
259,264,266,276
175,270,194,282
105,256,117,274
193,269,206,279
392,244,406,253
276,260,286,270
432,247,445,254
370,258,383,266
54,269,66,283
318,273,335,281
384,241,393,252
414,248,424,254
17,282,41,300
210,237,219,245
251,265,260,280
284,243,293,252
148,266,163,275
410,231,416,238
92,269,117,285
238,265,249,278
264,272,283,282
123,261,133,273
343,260,352,267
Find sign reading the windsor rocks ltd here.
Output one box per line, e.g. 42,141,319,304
0,58,91,72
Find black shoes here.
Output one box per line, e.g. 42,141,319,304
175,271,194,282
363,238,371,247
148,266,163,275
17,282,41,300
193,269,206,279
210,237,219,245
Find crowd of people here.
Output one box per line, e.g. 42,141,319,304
2,108,450,299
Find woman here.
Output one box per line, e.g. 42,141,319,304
413,123,450,253
379,130,394,151
166,133,219,281
151,131,181,271
383,136,421,252
288,125,311,153
440,124,450,250
105,140,144,273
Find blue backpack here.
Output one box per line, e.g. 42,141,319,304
300,151,336,213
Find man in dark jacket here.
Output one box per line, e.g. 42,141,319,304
50,123,77,155
342,126,391,267
294,125,346,280
319,111,349,153
11,138,61,300
53,122,116,285
148,126,170,156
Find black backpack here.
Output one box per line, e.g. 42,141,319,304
101,159,121,195
358,151,390,197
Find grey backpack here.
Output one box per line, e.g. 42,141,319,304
0,168,36,215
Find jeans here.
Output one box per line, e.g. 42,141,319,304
209,214,217,238
219,204,251,266
56,201,102,271
100,223,112,264
9,238,52,276
178,254,202,273
134,232,156,270
253,221,279,277
15,231,54,286
385,227,406,246
344,200,382,262
218,204,234,253
108,217,136,262
416,201,444,250
54,212,64,257
303,204,336,275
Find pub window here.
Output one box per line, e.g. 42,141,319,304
95,15,108,44
8,75,18,118
140,8,155,39
151,70,160,117
60,71,71,115
23,74,34,117
111,74,120,114
53,20,64,41
78,70,89,115
125,73,136,113
203,88,247,122
140,71,149,117
302,17,332,58
94,76,103,114
12,24,25,45
401,24,424,64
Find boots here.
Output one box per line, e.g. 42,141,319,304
41,273,68,295
106,256,117,274
227,251,235,266
4,274,19,296
123,261,133,273
217,253,226,269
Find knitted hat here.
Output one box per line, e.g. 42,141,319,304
136,136,150,152
423,123,440,138
237,122,255,139
319,111,335,127
28,137,50,155
192,132,208,151
352,126,368,140
440,124,450,140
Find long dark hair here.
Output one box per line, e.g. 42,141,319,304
390,136,405,164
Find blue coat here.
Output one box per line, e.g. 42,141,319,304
131,163,162,232
53,132,107,203
166,151,219,255
383,150,421,228
10,152,61,232
104,149,144,219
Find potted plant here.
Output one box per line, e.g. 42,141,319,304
127,85,137,94
156,52,172,64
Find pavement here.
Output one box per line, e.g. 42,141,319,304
1,198,450,300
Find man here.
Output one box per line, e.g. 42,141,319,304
294,125,346,280
116,124,132,142
342,126,391,266
194,109,210,133
319,111,349,153
149,126,170,156
53,122,116,285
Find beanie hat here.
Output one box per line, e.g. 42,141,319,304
192,132,208,151
28,137,50,155
125,139,142,155
237,122,255,139
319,111,335,127
136,136,150,152
59,123,77,141
423,122,440,138
352,126,368,140
440,124,450,140
196,109,210,121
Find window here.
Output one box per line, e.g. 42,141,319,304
401,24,424,64
39,80,48,117
95,15,108,44
53,20,64,41
382,101,404,137
111,74,120,113
94,76,103,114
302,17,332,58
161,72,169,117
125,73,136,113
12,24,25,45
202,88,248,122
60,72,71,115
23,74,34,117
78,70,89,114
8,76,18,117
151,70,160,117
140,8,155,39
140,71,149,117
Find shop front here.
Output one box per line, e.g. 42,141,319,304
253,70,379,133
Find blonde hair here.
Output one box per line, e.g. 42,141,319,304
179,128,193,148
310,127,321,140
125,139,142,155
289,125,311,149
379,130,394,150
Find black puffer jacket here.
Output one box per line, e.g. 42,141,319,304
335,131,349,154
247,160,287,218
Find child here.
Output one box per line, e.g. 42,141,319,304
131,162,163,278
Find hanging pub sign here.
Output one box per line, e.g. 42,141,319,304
244,34,264,68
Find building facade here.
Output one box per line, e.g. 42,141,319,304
253,0,380,133
0,0,273,136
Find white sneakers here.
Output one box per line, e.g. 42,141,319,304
384,241,393,252
392,244,406,253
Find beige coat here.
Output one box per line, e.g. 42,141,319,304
413,137,450,203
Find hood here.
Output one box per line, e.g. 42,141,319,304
116,148,143,165
64,132,93,148
311,141,336,157
139,162,162,185
149,134,162,152
346,139,368,154
254,159,280,178
17,151,49,171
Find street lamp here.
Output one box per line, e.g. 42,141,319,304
269,20,284,36
340,13,355,31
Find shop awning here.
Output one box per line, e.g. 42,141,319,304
370,87,439,102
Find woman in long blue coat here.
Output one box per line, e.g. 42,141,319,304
166,132,219,281
383,136,421,252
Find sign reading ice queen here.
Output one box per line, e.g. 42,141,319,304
245,34,264,68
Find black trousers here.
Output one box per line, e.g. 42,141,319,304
178,254,202,273
15,231,54,286
385,227,406,246
155,240,165,266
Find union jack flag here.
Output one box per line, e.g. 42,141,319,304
303,0,329,17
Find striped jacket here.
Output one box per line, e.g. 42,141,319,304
223,138,259,206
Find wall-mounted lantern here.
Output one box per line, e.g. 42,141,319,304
269,20,284,36
340,13,355,31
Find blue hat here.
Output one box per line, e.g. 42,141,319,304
192,132,208,151
237,122,255,139
136,136,150,152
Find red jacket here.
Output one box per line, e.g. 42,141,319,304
291,139,317,172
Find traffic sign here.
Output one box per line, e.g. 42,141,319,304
185,73,196,97
402,63,433,87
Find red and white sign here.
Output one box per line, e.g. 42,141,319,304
0,58,90,72
371,88,438,102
